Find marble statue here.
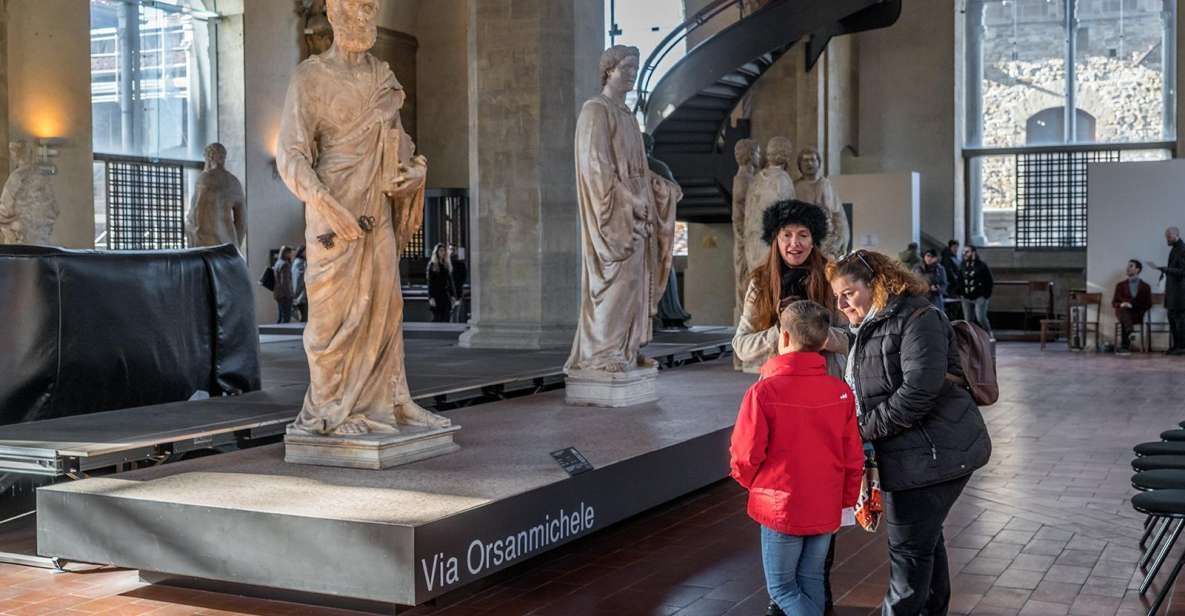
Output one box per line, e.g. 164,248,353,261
0,141,58,245
795,146,849,259
643,133,691,329
566,45,681,379
731,138,759,317
185,143,246,251
742,136,795,272
276,0,450,438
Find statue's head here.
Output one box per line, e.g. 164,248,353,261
204,142,228,169
766,136,793,169
797,146,821,179
599,45,640,92
8,141,31,167
735,139,758,166
326,0,377,54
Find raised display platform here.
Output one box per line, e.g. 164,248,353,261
37,362,751,608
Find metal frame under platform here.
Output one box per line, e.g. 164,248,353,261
38,362,749,608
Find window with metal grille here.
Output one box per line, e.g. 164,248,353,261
1014,149,1119,248
103,156,188,250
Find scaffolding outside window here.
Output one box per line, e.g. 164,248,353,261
89,0,217,249
964,0,1176,248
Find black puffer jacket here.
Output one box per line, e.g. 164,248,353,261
850,293,992,492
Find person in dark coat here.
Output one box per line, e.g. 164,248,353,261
913,249,948,311
447,244,468,322
272,246,295,324
828,249,992,616
959,246,994,338
426,243,456,323
1149,227,1185,355
940,240,961,297
1112,259,1152,354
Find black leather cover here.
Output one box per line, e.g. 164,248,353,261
0,243,261,425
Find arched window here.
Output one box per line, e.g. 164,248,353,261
1026,107,1097,145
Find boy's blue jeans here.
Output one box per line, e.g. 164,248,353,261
761,526,830,615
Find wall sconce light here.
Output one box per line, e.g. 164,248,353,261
35,138,65,176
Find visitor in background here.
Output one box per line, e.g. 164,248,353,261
272,246,295,324
292,246,308,323
940,240,961,298
959,246,994,339
730,300,864,616
828,250,991,616
447,244,468,323
913,249,948,311
1112,259,1151,355
732,200,848,615
898,242,920,271
1148,227,1185,355
427,243,455,323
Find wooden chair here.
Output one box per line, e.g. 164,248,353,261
1146,293,1172,352
1067,290,1103,351
1022,280,1053,334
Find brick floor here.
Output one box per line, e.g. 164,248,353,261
4,343,1185,615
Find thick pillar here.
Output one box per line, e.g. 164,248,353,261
459,0,603,350
1176,0,1184,155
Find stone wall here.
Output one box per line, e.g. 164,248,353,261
7,0,94,248
0,0,8,181
416,0,468,189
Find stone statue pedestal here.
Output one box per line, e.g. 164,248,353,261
564,366,658,408
284,424,461,470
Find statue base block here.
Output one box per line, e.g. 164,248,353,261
564,366,658,407
284,424,461,470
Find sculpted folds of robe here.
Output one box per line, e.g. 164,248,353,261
743,167,794,271
276,52,425,434
732,167,754,312
567,94,680,373
796,176,849,259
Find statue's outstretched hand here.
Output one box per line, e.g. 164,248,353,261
387,155,427,198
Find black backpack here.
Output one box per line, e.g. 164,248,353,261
259,265,276,291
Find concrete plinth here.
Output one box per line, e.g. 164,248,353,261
284,424,461,470
564,366,658,408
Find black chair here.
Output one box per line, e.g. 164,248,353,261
1135,442,1185,457
1132,489,1185,615
1161,430,1185,442
1133,456,1185,472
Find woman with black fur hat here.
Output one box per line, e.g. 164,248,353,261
733,199,848,375
732,199,850,616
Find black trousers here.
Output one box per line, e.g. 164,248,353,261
882,475,970,616
1117,309,1136,349
1170,309,1185,350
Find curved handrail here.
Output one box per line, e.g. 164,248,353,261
633,0,746,114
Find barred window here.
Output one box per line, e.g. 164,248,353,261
1015,150,1119,248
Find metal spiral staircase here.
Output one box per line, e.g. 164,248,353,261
636,0,903,223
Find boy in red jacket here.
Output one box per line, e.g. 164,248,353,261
730,300,864,615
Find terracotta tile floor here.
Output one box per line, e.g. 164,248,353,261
5,343,1185,616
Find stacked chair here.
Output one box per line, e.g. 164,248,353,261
1131,425,1185,615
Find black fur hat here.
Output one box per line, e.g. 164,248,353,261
761,199,829,245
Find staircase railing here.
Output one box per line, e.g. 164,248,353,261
633,0,748,114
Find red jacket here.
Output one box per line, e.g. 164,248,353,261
1113,278,1152,322
729,352,865,536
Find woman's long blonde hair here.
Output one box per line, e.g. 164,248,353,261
748,241,834,330
826,249,929,310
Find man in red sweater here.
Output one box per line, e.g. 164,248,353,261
730,300,865,615
1112,259,1152,354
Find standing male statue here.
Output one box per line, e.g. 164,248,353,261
185,143,246,252
276,0,451,438
794,146,848,260
643,133,691,329
743,136,795,272
566,45,681,386
0,141,58,245
731,138,759,319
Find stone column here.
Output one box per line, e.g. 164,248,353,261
1176,0,1184,156
459,0,603,350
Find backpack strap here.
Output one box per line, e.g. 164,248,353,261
906,303,969,388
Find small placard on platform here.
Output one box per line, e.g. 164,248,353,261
550,447,593,476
